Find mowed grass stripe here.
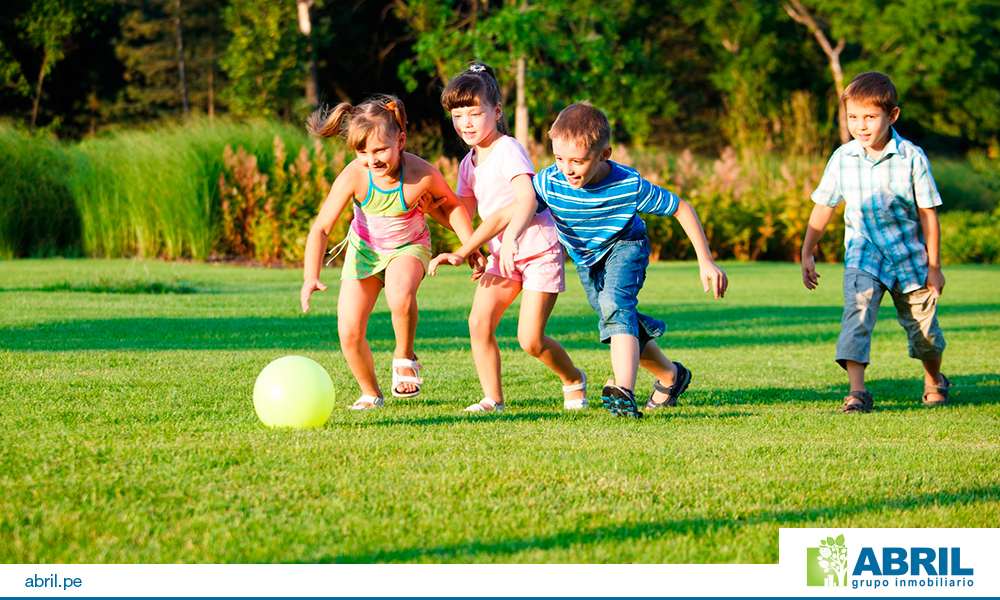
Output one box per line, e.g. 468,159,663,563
1,259,998,563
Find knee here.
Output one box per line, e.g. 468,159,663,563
518,334,545,357
386,292,415,316
338,322,365,348
468,312,493,340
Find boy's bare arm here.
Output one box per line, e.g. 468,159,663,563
673,199,728,299
800,204,835,290
918,206,945,297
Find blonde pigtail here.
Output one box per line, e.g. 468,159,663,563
307,102,354,138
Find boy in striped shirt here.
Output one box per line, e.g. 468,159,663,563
801,72,948,413
431,103,728,417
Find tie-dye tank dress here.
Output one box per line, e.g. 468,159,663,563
341,164,432,280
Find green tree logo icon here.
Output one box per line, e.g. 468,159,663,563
806,534,848,586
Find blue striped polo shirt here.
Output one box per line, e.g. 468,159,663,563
533,161,680,267
812,128,943,293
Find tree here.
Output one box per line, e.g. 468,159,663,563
296,0,319,109
220,0,304,118
783,0,849,143
18,0,78,128
115,0,223,120
395,0,685,146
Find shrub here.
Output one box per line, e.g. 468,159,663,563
0,124,80,258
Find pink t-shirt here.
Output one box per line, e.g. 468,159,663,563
456,135,560,260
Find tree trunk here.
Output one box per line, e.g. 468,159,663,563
207,41,215,119
515,55,529,148
173,0,189,116
30,51,49,129
297,0,318,108
783,0,849,143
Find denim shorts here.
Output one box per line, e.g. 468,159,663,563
835,268,946,367
576,236,665,346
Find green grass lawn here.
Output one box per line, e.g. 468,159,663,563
1,259,998,563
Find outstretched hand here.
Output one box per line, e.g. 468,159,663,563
300,279,327,312
428,252,465,276
699,260,728,299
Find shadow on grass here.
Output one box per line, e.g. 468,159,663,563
319,485,1000,563
0,280,207,294
3,302,996,352
334,411,564,428
690,374,1000,410
335,409,759,429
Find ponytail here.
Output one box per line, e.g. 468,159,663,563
307,102,353,138
379,96,407,133
306,96,407,151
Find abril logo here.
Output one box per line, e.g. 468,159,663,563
807,534,848,587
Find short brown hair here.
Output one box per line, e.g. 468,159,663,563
548,103,611,153
842,72,898,113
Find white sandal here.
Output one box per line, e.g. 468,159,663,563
391,358,423,398
350,395,384,410
562,370,587,410
464,398,504,413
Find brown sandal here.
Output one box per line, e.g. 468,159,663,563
842,390,873,413
922,374,950,407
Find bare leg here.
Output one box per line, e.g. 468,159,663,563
517,290,585,403
922,356,945,402
337,277,384,398
640,340,679,404
845,360,867,391
383,256,425,395
609,334,640,391
468,274,521,404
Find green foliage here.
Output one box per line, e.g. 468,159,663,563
858,0,1000,147
396,0,686,145
934,154,1000,213
220,0,304,118
115,0,226,119
18,0,78,76
940,208,1000,265
0,42,29,97
66,118,312,259
0,123,80,258
217,134,346,264
1,259,999,561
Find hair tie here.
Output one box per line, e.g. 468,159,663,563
385,100,397,112
469,64,486,73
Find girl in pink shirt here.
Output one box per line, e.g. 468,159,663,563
429,63,586,413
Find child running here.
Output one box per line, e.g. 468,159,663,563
301,95,478,410
443,102,728,418
428,63,587,413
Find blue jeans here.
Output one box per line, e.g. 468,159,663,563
576,236,665,347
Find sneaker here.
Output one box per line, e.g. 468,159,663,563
601,384,642,418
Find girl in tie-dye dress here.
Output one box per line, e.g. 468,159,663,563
300,95,481,410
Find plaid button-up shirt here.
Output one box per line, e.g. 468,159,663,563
812,129,942,293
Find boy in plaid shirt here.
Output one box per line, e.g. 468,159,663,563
801,71,948,413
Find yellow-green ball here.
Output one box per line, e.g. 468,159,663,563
253,356,335,428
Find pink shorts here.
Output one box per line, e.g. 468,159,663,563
484,246,566,294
